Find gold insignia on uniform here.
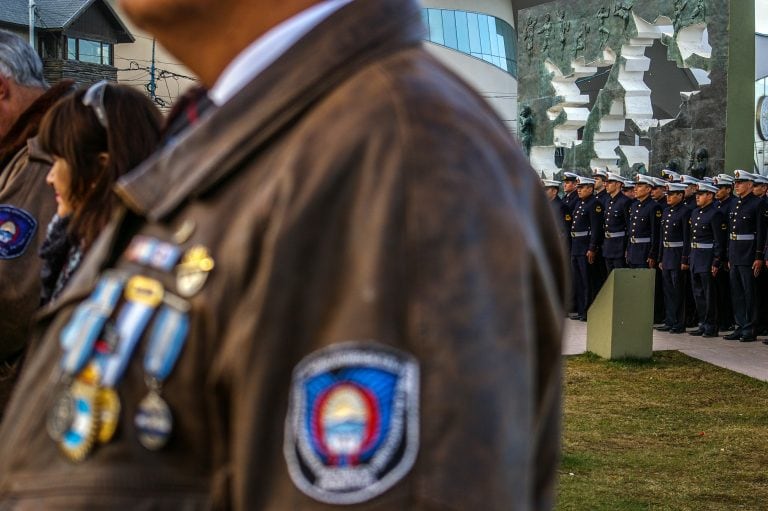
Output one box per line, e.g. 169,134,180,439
125,276,165,308
721,224,727,230
596,206,602,213
59,380,100,463
96,387,121,444
176,246,215,298
656,211,662,217
565,214,572,221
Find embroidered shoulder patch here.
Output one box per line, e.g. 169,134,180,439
0,205,37,259
284,342,419,505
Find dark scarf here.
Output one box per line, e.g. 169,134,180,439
0,80,74,170
38,215,83,306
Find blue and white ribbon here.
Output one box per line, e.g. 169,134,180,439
125,235,182,272
144,305,190,382
59,272,126,375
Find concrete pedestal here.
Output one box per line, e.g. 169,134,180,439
587,269,655,360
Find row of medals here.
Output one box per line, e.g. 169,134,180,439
47,233,214,463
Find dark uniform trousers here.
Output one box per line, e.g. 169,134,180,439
659,205,691,331
689,204,726,336
727,194,768,338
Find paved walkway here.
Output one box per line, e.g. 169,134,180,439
563,319,768,382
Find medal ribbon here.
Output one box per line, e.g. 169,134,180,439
59,272,126,376
95,276,164,387
144,305,190,382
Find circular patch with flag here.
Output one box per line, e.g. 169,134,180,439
284,342,419,505
0,205,37,259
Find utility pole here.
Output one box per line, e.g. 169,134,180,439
149,38,157,100
28,0,36,51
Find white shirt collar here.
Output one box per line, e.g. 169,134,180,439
209,0,353,106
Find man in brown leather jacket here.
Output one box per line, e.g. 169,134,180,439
0,30,68,416
0,1,567,509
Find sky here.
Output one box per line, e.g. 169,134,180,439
759,0,768,34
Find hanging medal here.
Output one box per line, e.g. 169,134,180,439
89,275,165,446
135,296,190,450
48,271,127,449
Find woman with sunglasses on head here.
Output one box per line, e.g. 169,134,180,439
37,81,162,305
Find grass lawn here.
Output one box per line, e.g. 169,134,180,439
557,351,768,511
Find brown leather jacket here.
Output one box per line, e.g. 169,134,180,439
0,1,566,509
0,82,71,416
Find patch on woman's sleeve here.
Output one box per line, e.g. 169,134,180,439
0,206,37,259
284,342,419,505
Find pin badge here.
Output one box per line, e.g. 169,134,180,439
176,246,215,297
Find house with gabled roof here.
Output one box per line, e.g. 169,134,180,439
0,0,134,86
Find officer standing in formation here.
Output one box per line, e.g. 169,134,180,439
569,176,604,321
602,173,631,272
724,170,767,342
656,183,691,333
627,175,662,269
714,174,737,331
688,182,727,337
543,179,571,242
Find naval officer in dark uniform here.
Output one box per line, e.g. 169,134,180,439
622,178,635,200
651,177,668,207
714,173,736,331
680,175,700,210
562,172,580,213
688,182,727,337
656,183,691,333
602,172,631,272
627,174,662,269
570,176,604,320
592,168,609,207
723,170,768,342
543,178,571,242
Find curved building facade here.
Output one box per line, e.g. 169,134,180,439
420,0,519,134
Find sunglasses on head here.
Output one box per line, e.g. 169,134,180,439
82,80,110,129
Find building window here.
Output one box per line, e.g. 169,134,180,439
66,37,113,66
421,8,517,78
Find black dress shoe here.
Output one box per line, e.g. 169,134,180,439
740,336,757,343
669,328,685,334
654,325,671,332
762,339,768,345
688,330,705,336
723,332,742,340
701,332,718,338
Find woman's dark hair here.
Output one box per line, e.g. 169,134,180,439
38,84,162,248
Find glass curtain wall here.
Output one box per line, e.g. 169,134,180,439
421,8,517,78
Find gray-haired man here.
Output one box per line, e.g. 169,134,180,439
0,30,71,416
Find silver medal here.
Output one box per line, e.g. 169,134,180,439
47,388,75,442
135,391,173,450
